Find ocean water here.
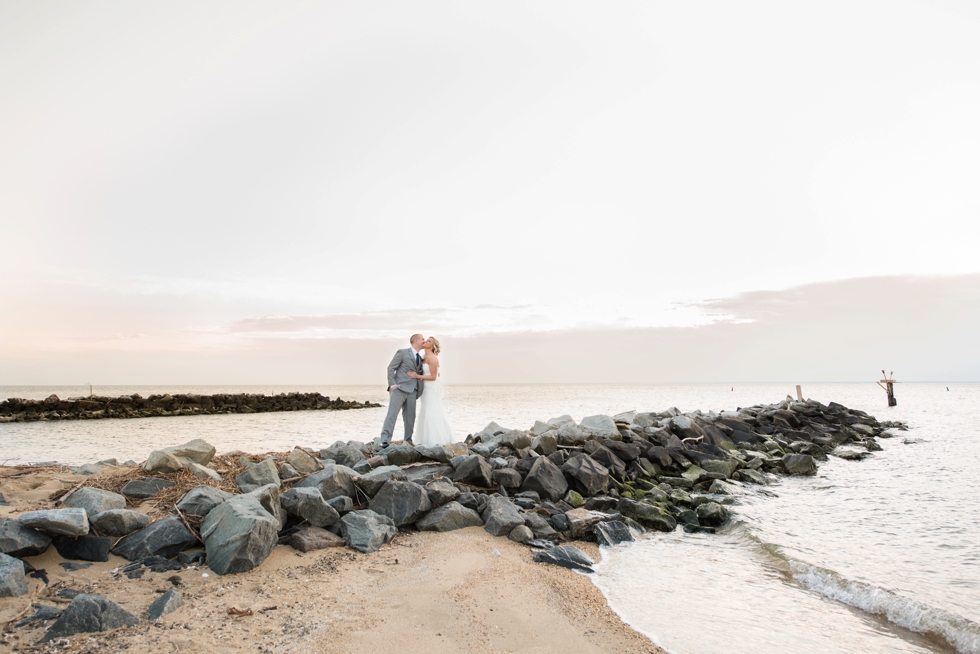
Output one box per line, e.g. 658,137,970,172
1,382,977,653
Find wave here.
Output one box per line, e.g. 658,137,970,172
720,520,980,653
789,559,980,654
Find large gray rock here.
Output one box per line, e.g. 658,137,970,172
562,455,610,497
453,455,493,488
0,517,52,557
415,445,453,463
523,512,558,540
520,457,568,502
492,468,522,489
120,478,176,500
340,510,397,553
384,444,421,466
245,483,286,529
700,458,738,478
176,486,234,517
369,481,431,526
295,464,359,501
185,461,222,482
417,502,483,532
0,553,28,597
498,429,532,450
508,524,533,543
90,510,150,537
616,498,677,532
782,454,818,475
144,439,216,473
280,487,340,528
424,480,460,507
201,494,279,575
482,496,524,537
335,443,367,468
40,594,139,642
63,488,126,517
580,415,620,438
147,589,184,621
287,447,322,475
531,432,558,455
18,508,89,537
235,457,281,493
111,516,197,561
354,465,407,497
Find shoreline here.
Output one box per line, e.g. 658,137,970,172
0,472,662,653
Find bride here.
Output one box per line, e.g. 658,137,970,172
406,337,454,446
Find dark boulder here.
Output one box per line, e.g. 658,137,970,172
782,454,818,475
453,455,493,488
52,535,112,562
616,498,676,532
354,465,407,497
424,480,460,507
369,481,431,526
417,502,483,532
523,512,558,540
0,553,28,598
176,486,233,517
89,509,150,537
696,501,730,527
235,458,281,493
280,487,340,528
520,457,568,502
295,464,359,501
39,594,139,642
340,510,397,553
384,444,420,466
482,496,524,537
63,488,126,518
492,468,523,489
201,494,279,575
0,517,51,557
286,526,345,552
112,516,197,562
594,520,634,546
562,455,610,497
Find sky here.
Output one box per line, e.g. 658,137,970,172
1,0,978,384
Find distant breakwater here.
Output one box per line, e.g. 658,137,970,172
0,392,381,422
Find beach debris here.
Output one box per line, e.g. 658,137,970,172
15,604,62,627
227,606,253,617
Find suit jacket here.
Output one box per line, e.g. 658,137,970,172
387,348,424,398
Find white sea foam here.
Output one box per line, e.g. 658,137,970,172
791,561,980,654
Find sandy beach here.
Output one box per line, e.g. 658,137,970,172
0,467,662,654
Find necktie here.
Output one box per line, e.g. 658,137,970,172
415,353,421,368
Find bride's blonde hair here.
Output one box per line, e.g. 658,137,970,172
429,337,441,355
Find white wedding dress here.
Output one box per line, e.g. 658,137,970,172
415,362,455,446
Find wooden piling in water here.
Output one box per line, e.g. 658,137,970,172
877,371,897,407
795,385,803,402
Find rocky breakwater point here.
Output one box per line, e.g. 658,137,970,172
0,396,904,649
0,392,381,423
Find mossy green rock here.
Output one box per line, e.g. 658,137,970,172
565,490,584,508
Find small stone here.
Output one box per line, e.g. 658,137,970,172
147,589,184,620
120,478,175,500
565,490,584,508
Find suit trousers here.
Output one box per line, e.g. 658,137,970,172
380,388,416,445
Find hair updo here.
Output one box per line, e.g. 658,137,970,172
429,337,442,355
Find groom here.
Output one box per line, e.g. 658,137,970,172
379,333,425,448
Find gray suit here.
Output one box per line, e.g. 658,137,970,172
379,348,425,446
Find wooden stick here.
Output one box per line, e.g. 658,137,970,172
53,480,86,505
174,504,205,546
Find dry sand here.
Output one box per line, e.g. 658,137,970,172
0,469,663,654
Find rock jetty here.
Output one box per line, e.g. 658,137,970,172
0,392,380,422
0,396,904,645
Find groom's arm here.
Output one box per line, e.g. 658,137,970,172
386,350,402,389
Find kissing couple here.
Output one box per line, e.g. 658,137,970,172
379,333,454,449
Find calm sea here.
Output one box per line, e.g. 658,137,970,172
1,382,977,653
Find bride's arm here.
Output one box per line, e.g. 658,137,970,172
407,355,439,381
